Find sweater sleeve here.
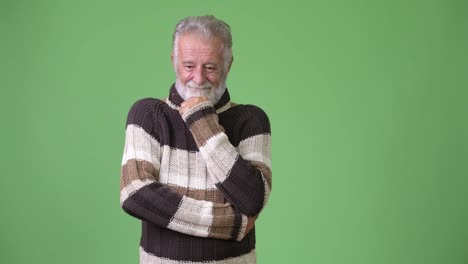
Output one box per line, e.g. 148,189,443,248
182,101,272,217
120,99,248,241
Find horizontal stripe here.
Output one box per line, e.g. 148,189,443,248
199,133,238,183
181,101,213,121
217,155,265,216
216,101,231,114
167,196,213,237
210,205,235,240
141,221,256,261
121,159,159,187
165,98,179,110
122,182,183,228
120,179,154,205
184,105,217,128
237,134,271,168
189,113,224,147
159,146,217,190
140,247,256,264
122,124,162,169
125,98,160,134
167,184,226,203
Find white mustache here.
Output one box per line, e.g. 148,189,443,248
186,81,213,90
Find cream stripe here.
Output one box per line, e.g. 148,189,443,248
236,215,248,241
199,133,238,183
165,98,179,110
181,101,213,121
237,134,271,168
159,146,217,190
215,101,231,114
120,179,154,205
140,247,256,264
262,178,272,207
167,196,213,237
122,125,162,171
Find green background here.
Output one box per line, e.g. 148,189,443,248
1,0,467,263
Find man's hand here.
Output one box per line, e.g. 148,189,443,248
245,215,258,235
179,96,209,115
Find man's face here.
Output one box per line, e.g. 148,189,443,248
172,33,231,103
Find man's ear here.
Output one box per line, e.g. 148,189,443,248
227,56,234,73
171,53,175,70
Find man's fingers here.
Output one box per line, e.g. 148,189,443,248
179,96,209,115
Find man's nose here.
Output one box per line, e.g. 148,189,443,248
192,67,206,85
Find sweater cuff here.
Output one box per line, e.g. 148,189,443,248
182,101,224,147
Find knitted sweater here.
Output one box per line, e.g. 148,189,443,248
120,84,272,263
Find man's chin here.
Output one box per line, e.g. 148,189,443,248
186,90,213,100
175,81,226,103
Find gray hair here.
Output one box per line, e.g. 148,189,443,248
172,15,233,70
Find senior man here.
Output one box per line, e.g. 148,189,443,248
120,15,272,263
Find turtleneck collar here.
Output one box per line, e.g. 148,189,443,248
166,83,232,114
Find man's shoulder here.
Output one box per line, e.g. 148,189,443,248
125,97,168,127
229,103,270,122
227,103,271,134
128,97,166,113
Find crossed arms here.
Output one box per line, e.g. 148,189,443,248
120,98,272,241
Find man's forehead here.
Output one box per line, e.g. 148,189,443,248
178,33,224,52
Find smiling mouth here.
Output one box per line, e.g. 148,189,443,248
190,87,211,90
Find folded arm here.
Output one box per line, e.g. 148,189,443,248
181,99,272,217
120,99,249,241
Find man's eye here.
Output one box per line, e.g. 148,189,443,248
205,66,216,72
184,65,194,70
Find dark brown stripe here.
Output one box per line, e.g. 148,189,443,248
141,220,256,261
122,182,183,229
184,104,216,128
127,98,270,151
125,98,159,137
121,159,159,192
219,105,271,147
216,155,265,216
189,113,225,147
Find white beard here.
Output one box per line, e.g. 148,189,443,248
175,78,226,104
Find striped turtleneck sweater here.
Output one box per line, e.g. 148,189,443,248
120,84,272,263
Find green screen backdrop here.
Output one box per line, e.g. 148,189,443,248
1,0,467,263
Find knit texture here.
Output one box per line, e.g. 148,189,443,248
120,84,272,263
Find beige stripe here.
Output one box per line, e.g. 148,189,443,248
140,247,256,264
250,160,272,189
209,204,235,239
167,184,226,203
121,159,159,192
189,113,224,147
